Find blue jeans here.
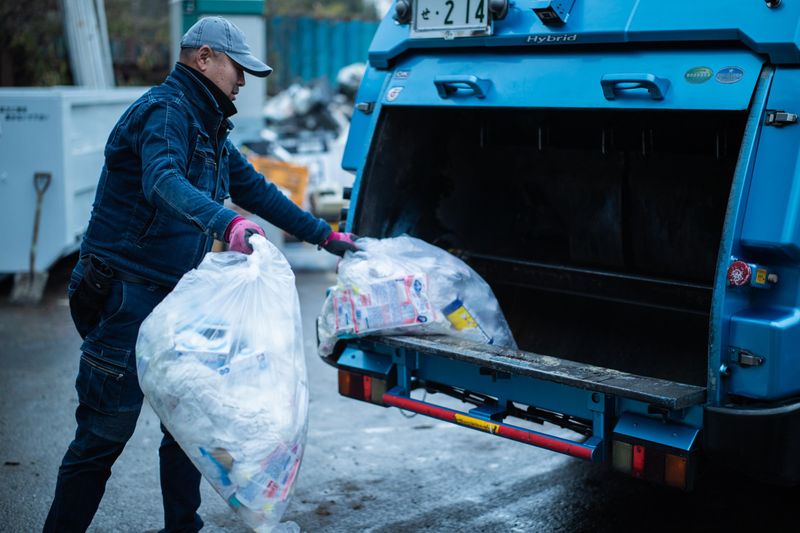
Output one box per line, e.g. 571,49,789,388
44,262,203,533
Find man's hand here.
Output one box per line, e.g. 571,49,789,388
225,216,266,254
320,231,359,257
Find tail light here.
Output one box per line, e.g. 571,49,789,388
612,412,699,489
336,347,396,405
612,438,696,490
338,369,391,405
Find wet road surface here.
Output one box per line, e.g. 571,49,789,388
1,248,798,532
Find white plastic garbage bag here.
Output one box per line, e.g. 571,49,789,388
318,235,517,356
136,235,307,532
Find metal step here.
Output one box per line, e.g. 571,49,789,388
380,335,707,410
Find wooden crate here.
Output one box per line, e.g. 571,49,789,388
247,156,309,207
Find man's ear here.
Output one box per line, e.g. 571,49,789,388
196,45,213,72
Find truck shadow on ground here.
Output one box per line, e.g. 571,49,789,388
548,461,798,533
354,459,798,533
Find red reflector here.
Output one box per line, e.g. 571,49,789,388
363,374,373,400
338,369,384,404
632,445,645,477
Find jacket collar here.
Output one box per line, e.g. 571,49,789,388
168,63,236,136
180,63,238,118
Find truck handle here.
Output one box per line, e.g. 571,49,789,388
383,387,601,461
434,75,492,99
600,73,670,101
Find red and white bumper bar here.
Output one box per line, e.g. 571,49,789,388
383,387,601,461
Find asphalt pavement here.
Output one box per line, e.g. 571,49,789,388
2,244,799,532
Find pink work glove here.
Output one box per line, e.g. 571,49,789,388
319,231,359,257
225,216,266,254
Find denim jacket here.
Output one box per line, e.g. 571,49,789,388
80,63,331,287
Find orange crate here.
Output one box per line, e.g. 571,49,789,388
247,156,309,207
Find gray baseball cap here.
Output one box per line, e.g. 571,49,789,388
181,16,272,77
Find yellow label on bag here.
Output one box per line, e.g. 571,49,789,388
442,298,492,342
445,304,479,331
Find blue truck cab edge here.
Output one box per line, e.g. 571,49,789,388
325,0,800,488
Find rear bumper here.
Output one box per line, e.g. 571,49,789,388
382,386,602,461
704,399,800,486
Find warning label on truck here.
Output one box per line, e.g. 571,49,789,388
454,413,500,434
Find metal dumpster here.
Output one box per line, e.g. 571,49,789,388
0,87,145,299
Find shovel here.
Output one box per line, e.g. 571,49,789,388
10,172,52,304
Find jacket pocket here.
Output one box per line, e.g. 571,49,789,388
134,207,164,248
188,131,217,195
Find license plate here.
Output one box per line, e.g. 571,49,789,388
412,0,492,39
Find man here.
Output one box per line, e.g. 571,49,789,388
44,16,356,533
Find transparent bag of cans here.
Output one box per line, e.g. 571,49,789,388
136,234,307,532
318,235,517,356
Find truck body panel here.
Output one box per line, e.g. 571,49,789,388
328,0,800,486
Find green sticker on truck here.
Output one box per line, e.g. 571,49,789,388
684,66,713,84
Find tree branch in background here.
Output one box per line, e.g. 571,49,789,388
0,0,72,86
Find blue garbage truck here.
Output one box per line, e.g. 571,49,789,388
320,0,800,489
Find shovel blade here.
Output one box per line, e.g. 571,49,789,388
9,271,50,305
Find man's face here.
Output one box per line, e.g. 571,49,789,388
205,50,245,101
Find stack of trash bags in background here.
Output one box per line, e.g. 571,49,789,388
136,235,307,533
318,235,517,356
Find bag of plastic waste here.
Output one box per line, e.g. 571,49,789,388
318,235,517,356
136,235,307,533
